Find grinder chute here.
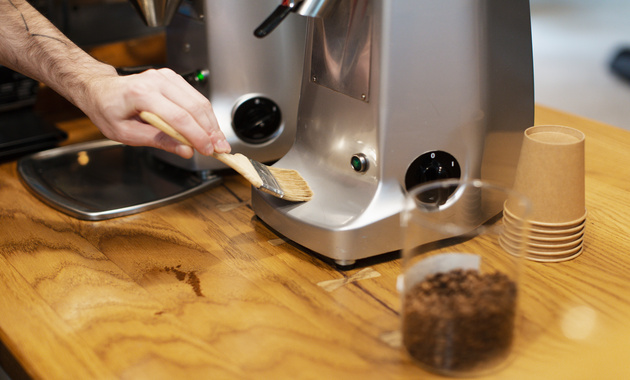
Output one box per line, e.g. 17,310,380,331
128,0,183,27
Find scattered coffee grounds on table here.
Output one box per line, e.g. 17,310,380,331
402,268,517,373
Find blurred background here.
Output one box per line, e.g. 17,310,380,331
531,0,630,130
19,0,630,131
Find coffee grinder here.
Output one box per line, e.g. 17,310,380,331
251,0,534,267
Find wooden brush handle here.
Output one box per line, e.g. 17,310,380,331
139,111,235,164
139,111,191,146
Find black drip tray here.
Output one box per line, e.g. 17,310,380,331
18,140,221,220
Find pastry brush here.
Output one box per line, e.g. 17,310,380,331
139,111,313,202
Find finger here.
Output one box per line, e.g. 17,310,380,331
154,131,195,158
139,97,217,154
154,68,220,135
157,73,232,154
107,118,195,159
137,69,231,155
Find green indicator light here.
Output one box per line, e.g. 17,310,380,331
196,72,205,81
350,154,368,172
351,156,362,171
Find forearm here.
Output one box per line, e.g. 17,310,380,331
0,0,230,158
0,0,116,110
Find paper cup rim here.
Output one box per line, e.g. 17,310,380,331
525,125,585,145
529,213,587,228
503,213,586,235
499,235,583,258
528,237,584,251
502,220,586,242
505,220,586,241
529,231,585,243
500,231,584,251
525,242,583,256
525,247,583,263
504,205,587,228
502,217,586,237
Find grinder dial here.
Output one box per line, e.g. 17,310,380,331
232,96,282,144
405,150,461,191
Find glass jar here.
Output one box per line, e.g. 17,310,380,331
400,179,531,376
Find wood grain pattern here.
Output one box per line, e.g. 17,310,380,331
0,105,629,379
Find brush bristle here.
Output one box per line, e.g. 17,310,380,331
267,166,313,202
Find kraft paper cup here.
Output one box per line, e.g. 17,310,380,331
505,125,585,225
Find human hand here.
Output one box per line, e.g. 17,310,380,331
0,0,228,158
78,67,231,159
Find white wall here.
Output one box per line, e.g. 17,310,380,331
531,0,630,130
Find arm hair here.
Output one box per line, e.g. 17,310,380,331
0,0,117,109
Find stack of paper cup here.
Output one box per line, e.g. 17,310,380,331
501,125,586,262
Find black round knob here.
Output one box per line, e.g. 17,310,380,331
232,97,282,144
405,150,461,191
422,161,448,182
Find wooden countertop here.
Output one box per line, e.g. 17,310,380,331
0,105,629,379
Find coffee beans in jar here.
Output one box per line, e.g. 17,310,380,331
402,268,517,373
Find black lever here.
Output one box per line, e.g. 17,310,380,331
611,48,630,83
254,1,302,38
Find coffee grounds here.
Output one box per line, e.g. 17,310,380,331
402,269,517,373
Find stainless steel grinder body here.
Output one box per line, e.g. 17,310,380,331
153,0,307,171
251,0,534,266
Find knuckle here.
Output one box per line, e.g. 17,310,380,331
124,81,152,99
170,109,192,127
156,67,176,75
190,99,210,115
143,68,162,77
